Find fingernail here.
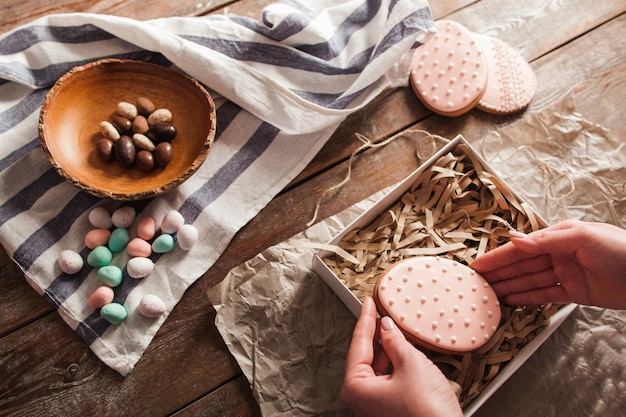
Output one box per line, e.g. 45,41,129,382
509,230,527,239
381,316,396,331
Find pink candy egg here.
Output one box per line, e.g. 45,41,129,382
127,238,152,257
88,286,115,308
137,217,157,240
85,228,112,249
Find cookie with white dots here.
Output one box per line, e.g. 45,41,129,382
475,34,536,114
374,256,501,353
409,20,488,117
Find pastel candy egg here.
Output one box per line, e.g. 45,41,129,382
138,294,166,318
152,234,175,253
137,217,157,240
58,249,84,274
85,228,111,249
161,210,184,234
127,257,154,278
108,228,130,252
97,265,124,287
127,238,152,257
100,302,127,324
87,246,112,267
88,207,112,229
88,286,114,308
177,224,198,251
111,206,136,228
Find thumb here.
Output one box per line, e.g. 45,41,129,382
379,316,421,370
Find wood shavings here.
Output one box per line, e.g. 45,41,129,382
321,144,563,408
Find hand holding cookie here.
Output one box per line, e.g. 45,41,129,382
473,220,626,309
341,297,463,417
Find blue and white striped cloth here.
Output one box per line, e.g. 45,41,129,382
0,0,434,375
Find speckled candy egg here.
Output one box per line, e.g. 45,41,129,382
58,249,84,274
111,206,136,228
138,294,166,318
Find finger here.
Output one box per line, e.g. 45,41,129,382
502,284,571,306
378,316,422,371
508,222,584,257
371,343,391,376
472,240,536,274
479,253,553,284
490,266,559,298
344,297,378,378
472,222,581,274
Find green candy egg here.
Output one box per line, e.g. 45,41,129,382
97,265,123,287
152,233,175,253
100,302,127,325
87,246,112,267
108,228,130,252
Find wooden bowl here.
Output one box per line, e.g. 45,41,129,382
39,59,216,200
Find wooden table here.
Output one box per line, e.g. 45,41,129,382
1,1,625,415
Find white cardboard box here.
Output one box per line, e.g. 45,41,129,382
312,135,575,416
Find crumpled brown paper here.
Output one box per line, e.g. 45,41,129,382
206,97,626,416
208,197,388,416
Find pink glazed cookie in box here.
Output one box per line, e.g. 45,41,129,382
374,256,501,353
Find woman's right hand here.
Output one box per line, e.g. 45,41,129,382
472,220,626,309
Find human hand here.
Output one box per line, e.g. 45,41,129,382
472,220,626,309
340,297,463,417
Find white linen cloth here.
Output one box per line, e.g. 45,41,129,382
0,0,435,375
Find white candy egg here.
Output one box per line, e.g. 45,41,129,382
127,257,154,278
177,224,198,251
161,210,185,234
88,207,112,229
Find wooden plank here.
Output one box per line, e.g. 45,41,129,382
172,375,262,417
0,300,246,415
0,0,234,34
452,0,625,61
1,3,625,417
0,248,52,337
428,0,479,19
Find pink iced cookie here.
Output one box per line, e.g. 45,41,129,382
475,34,536,114
374,256,501,353
409,20,488,117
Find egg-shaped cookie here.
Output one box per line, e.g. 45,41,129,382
374,256,501,353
